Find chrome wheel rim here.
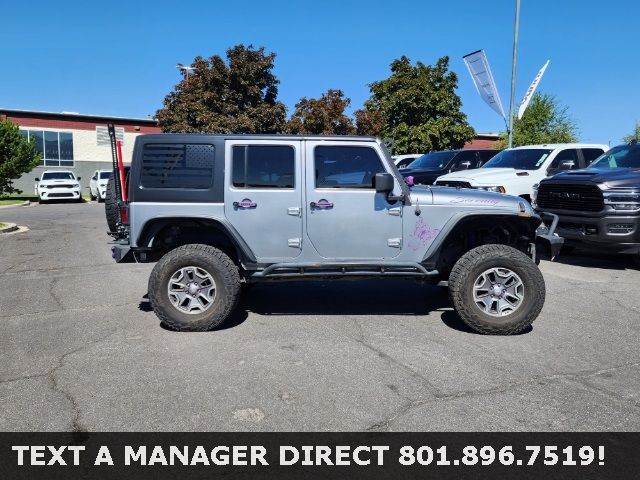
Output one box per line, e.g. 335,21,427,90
472,267,524,317
167,266,216,314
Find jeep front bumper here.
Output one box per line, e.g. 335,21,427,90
535,212,564,259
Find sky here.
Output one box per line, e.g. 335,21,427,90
1,0,638,144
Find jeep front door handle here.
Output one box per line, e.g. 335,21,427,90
310,199,334,210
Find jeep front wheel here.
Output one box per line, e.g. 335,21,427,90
448,244,545,335
148,244,241,331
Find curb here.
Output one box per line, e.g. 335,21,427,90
0,200,31,209
0,222,19,234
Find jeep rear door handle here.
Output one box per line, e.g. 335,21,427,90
310,199,333,209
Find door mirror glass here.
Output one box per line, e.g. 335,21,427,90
374,173,395,194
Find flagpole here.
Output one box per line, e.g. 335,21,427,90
508,0,521,148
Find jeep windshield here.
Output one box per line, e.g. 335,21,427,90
42,172,75,180
589,144,640,169
406,151,457,170
99,171,112,179
482,149,552,170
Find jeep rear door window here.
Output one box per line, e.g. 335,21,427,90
315,146,385,188
140,144,215,189
482,148,552,170
232,145,295,188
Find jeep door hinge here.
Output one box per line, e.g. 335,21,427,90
287,206,302,217
288,238,302,248
387,238,402,248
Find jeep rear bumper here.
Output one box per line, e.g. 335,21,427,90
111,243,134,263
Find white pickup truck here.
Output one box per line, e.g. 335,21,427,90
434,144,608,201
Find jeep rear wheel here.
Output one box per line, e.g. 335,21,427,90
448,244,545,335
148,244,241,331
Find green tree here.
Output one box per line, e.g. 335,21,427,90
354,55,475,154
497,93,578,148
622,121,639,143
0,120,41,196
156,44,286,133
286,89,356,135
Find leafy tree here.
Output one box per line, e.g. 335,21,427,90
354,56,475,154
354,109,384,137
497,93,578,148
622,122,639,143
156,44,286,133
286,89,355,135
0,120,41,196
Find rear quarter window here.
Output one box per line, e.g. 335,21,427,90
140,143,215,189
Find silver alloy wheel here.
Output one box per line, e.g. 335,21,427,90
167,266,216,314
472,267,524,317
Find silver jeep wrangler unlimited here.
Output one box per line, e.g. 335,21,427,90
109,134,561,335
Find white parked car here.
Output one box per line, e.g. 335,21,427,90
392,154,422,168
34,170,82,203
434,143,608,201
89,169,112,202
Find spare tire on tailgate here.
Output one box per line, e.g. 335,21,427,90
105,167,130,232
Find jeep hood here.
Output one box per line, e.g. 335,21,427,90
547,167,640,189
437,168,530,184
409,185,530,213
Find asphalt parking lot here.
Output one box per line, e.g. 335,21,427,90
0,201,639,432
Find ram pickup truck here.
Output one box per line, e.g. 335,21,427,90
435,144,607,202
534,142,640,265
108,134,562,335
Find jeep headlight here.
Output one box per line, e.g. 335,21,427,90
603,189,640,212
478,185,506,193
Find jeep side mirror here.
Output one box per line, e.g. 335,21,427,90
77,176,81,181
35,178,40,182
374,173,394,194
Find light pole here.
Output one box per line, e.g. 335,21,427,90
508,0,521,148
176,63,195,81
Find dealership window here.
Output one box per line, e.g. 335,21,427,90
19,129,74,167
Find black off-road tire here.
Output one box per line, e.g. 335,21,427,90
105,175,119,232
104,168,129,231
449,244,545,335
148,244,241,331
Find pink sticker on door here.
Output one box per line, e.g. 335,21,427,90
407,217,440,251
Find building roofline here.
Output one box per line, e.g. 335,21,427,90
0,108,158,125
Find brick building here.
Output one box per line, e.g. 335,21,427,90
0,109,160,193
